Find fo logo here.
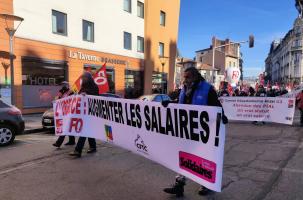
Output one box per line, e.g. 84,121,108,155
55,119,63,134
104,125,113,142
135,135,148,155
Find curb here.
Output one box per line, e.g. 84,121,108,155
24,128,46,134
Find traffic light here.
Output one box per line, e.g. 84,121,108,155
249,35,254,48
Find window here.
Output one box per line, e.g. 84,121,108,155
52,10,67,35
159,42,164,57
124,32,132,50
137,36,144,52
137,1,144,18
160,11,166,26
22,57,67,108
83,20,94,42
124,0,131,13
125,70,144,98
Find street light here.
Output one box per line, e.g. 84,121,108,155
0,14,24,105
159,56,169,93
212,35,254,87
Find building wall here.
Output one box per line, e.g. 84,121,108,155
13,38,142,114
265,17,303,84
13,0,144,59
144,0,180,94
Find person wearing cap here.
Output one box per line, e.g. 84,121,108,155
52,81,75,147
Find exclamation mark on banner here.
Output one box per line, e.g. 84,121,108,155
215,113,222,147
84,102,87,115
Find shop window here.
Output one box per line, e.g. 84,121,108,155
125,70,144,98
22,57,67,108
83,64,115,94
152,72,167,94
83,20,94,42
52,10,67,35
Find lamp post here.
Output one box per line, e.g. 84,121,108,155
212,35,254,88
159,56,169,93
0,14,24,105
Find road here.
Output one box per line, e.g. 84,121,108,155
0,120,302,200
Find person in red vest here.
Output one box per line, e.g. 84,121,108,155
296,90,303,126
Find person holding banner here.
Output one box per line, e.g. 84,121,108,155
163,67,228,197
69,72,99,158
53,81,75,147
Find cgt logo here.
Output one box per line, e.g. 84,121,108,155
179,151,216,183
104,125,113,142
135,135,148,155
55,119,63,134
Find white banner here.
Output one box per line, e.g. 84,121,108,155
53,95,226,192
220,97,296,124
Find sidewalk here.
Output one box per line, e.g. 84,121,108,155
23,113,45,134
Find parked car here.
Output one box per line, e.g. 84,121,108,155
0,99,24,146
42,108,54,130
42,93,121,130
138,94,171,102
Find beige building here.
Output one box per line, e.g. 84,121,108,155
195,37,241,88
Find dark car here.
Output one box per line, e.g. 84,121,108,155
0,100,24,146
138,94,171,102
42,93,121,130
42,108,54,130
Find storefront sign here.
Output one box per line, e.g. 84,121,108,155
54,95,226,192
68,50,126,65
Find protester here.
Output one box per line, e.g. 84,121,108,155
255,85,267,97
218,87,230,97
162,67,228,197
69,72,99,158
52,81,75,147
296,90,303,126
232,88,240,96
248,87,255,96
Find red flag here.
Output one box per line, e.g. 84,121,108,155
93,63,109,94
71,63,109,94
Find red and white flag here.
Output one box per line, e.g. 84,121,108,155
71,62,109,94
93,63,109,94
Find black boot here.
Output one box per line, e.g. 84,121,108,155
198,186,210,196
163,176,186,197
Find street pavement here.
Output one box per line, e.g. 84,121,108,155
0,114,302,200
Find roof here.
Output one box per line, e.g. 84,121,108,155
195,47,211,53
196,63,219,71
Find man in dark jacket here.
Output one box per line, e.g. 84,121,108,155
163,67,228,197
69,72,99,157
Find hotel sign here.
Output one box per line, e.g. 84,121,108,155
68,50,127,65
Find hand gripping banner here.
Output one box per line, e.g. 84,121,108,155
53,95,226,192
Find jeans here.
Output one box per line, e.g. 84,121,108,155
75,137,96,153
55,136,75,146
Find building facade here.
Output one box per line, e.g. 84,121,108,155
265,2,303,85
195,37,241,88
0,0,180,113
